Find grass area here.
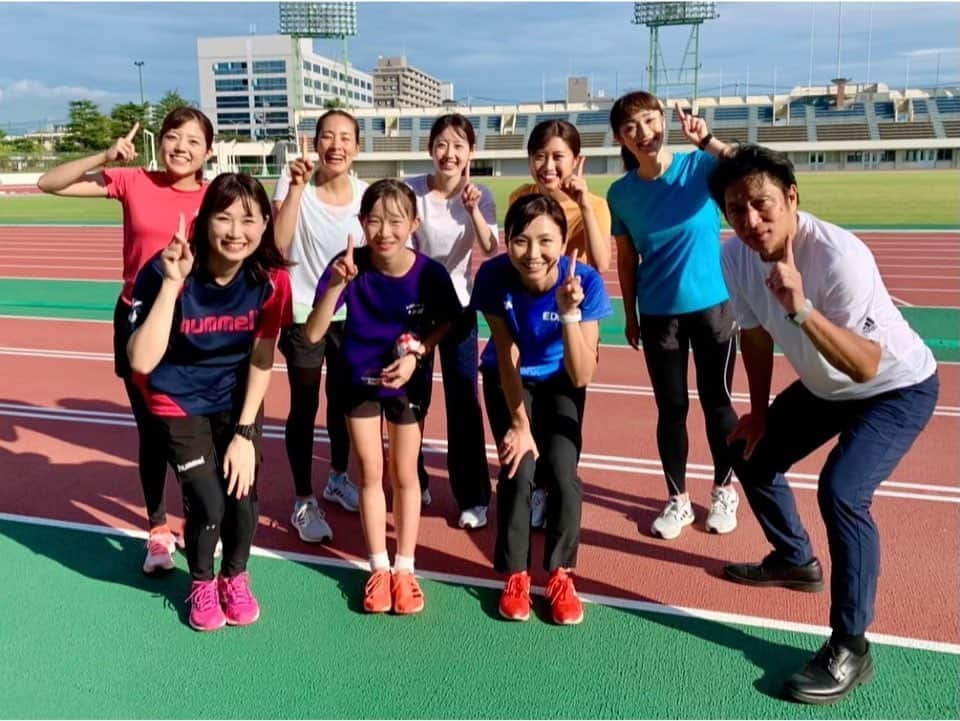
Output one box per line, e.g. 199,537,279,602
2,170,957,228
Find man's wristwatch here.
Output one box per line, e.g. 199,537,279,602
788,298,814,326
235,423,257,441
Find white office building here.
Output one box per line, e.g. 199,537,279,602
197,34,374,139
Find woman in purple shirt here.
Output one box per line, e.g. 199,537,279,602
306,179,459,616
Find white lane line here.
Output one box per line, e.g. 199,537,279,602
1,402,957,502
0,511,957,655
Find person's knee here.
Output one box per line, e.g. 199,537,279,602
182,476,225,527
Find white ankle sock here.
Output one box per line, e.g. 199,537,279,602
369,551,390,571
394,554,415,573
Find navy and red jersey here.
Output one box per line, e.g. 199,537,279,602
129,253,292,417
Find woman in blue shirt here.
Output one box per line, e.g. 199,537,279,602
607,92,740,541
472,193,612,626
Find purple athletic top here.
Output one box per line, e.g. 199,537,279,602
315,246,460,397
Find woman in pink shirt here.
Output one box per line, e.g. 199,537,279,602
38,107,214,576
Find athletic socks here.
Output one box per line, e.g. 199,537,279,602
394,555,415,574
369,551,390,571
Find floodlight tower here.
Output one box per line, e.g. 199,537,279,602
632,2,718,101
279,1,358,115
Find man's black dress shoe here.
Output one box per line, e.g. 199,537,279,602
783,640,874,705
724,553,824,592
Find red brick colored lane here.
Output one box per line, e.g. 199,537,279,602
1,352,957,645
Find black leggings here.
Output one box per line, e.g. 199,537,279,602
639,302,738,496
113,297,169,529
482,369,586,573
281,323,350,498
154,410,261,581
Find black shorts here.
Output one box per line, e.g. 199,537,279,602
345,390,424,425
639,300,736,351
278,322,344,369
152,410,264,483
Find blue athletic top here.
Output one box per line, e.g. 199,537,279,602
129,253,292,417
315,247,461,398
607,150,729,315
471,253,613,380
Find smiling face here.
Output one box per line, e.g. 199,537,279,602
361,195,420,263
430,126,472,180
529,136,577,190
615,108,666,161
723,173,799,262
207,195,267,268
315,113,359,177
160,119,211,179
507,213,567,292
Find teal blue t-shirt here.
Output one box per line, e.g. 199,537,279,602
607,150,729,315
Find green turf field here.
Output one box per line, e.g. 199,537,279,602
1,519,956,719
1,278,957,361
3,170,958,228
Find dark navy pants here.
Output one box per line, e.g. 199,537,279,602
731,373,938,635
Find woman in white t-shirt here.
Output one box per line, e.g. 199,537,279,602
405,114,498,529
272,110,368,543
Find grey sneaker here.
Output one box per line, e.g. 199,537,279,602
421,488,432,507
291,498,333,543
458,505,488,530
705,485,739,534
322,471,360,512
650,497,694,539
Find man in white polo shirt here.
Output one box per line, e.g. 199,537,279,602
708,145,939,705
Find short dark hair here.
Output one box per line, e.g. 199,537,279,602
428,113,476,151
504,193,568,243
314,109,360,147
708,144,799,214
359,178,418,220
526,119,581,157
609,91,663,171
191,172,289,284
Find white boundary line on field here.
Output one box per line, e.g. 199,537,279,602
0,511,957,655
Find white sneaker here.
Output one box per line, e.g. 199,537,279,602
705,485,739,534
530,488,547,529
291,498,333,543
651,497,695,540
458,506,488,530
421,488,432,507
322,471,360,512
143,530,177,574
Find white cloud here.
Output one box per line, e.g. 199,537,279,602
0,79,121,102
901,47,960,58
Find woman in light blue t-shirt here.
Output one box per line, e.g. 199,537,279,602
607,91,740,541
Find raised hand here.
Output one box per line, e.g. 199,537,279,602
460,161,482,212
674,102,709,147
764,235,805,314
105,122,140,163
560,155,589,207
330,233,358,285
160,213,193,282
555,247,584,315
288,135,315,187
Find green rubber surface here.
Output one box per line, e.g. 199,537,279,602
0,279,956,361
0,519,956,719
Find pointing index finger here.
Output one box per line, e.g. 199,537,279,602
566,247,578,280
782,234,795,266
176,212,186,238
301,134,310,159
575,155,585,177
125,122,140,142
345,233,355,260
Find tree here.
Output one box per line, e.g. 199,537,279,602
110,102,149,138
149,90,194,133
58,99,112,153
323,96,346,110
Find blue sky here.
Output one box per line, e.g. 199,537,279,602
1,1,957,132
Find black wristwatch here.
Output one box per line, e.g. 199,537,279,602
697,133,714,150
235,423,257,441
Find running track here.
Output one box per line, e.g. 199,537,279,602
0,225,958,650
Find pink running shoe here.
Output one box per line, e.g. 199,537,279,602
218,572,261,626
142,528,177,575
188,579,226,632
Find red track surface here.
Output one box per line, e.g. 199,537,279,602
1,226,958,646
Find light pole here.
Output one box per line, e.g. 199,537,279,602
134,60,145,105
